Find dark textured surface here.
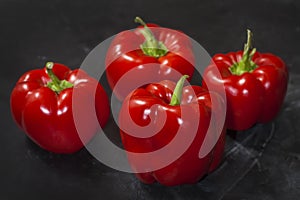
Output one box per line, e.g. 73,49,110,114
1,0,299,199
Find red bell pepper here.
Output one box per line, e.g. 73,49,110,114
202,30,288,130
105,17,195,101
119,75,226,186
10,62,110,154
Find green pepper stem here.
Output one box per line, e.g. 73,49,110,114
46,62,61,87
46,62,73,93
230,29,257,75
169,75,189,106
134,16,168,58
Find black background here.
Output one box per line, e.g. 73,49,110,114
1,0,300,199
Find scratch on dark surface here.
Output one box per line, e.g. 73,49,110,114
225,139,255,158
257,123,275,157
217,123,275,200
217,158,258,200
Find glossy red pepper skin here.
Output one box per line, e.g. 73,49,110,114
203,51,288,130
10,63,110,154
119,80,226,186
105,23,195,101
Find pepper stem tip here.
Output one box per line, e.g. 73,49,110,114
170,75,189,106
134,16,146,26
46,62,54,70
